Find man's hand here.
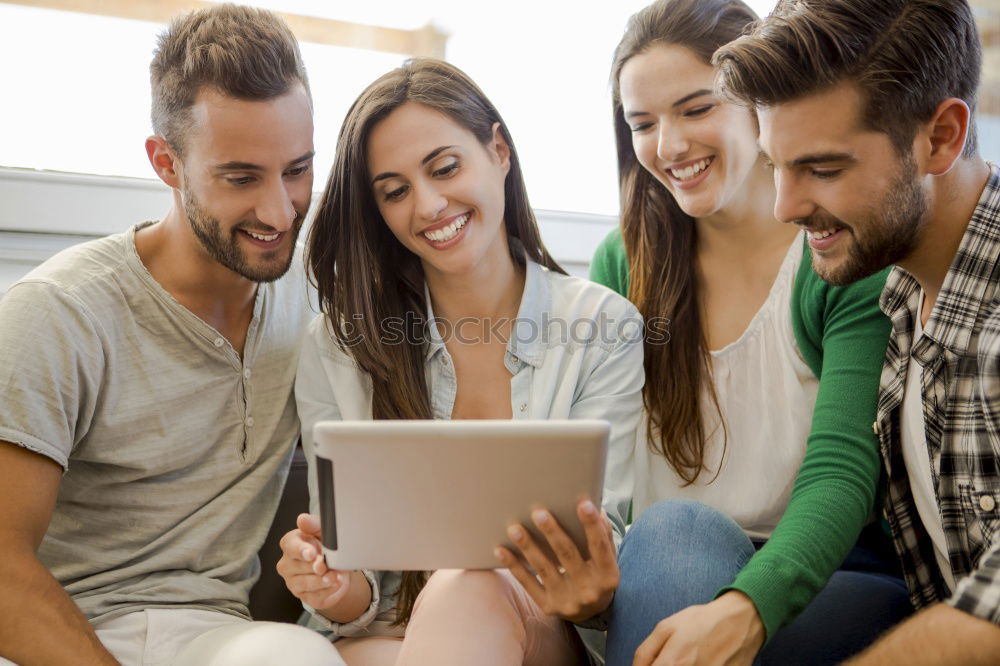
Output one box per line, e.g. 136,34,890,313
495,499,619,624
633,591,765,666
276,513,360,618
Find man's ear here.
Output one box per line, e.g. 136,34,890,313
920,98,971,176
489,122,511,175
145,135,182,189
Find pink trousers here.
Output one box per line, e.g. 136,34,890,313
337,569,584,666
393,569,584,666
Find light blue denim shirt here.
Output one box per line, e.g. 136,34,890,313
295,257,644,640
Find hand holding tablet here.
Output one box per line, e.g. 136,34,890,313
497,498,619,623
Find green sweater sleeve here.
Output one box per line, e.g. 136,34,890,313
589,228,630,297
719,239,892,642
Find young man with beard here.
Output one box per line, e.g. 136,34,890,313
0,5,344,665
715,0,1000,663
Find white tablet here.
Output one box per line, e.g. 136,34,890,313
313,419,609,570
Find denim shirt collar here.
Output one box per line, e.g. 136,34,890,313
423,257,550,369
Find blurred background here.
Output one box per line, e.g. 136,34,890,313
1,0,998,289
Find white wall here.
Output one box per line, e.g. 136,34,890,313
0,167,616,294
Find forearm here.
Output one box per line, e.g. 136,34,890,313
0,548,118,665
317,569,374,624
847,603,1000,666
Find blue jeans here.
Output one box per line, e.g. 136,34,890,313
605,500,913,666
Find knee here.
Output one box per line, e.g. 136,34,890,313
630,500,742,543
173,622,345,666
415,569,513,612
621,500,749,568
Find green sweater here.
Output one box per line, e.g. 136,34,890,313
590,228,890,642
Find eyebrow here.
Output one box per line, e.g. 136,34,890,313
789,152,857,168
213,150,315,172
624,89,713,119
759,147,857,169
371,145,457,184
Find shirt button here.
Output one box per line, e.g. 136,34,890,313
243,368,252,380
520,403,527,412
511,355,520,364
980,495,996,512
245,416,254,427
214,337,225,348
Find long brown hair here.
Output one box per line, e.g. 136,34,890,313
307,58,563,626
611,0,757,484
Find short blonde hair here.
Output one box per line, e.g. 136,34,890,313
150,3,310,154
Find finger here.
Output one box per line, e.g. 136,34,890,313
297,512,323,537
279,529,322,561
311,553,330,577
601,509,614,541
578,500,617,571
507,523,561,585
313,573,352,611
495,546,546,602
532,508,585,575
286,572,336,595
276,552,319,579
633,621,673,666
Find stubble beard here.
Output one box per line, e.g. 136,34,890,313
812,153,928,286
183,189,302,283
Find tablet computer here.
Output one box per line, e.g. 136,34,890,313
313,419,609,570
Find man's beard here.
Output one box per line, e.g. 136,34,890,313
183,189,303,283
808,153,928,286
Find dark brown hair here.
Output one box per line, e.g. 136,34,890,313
715,0,981,158
611,0,757,484
150,3,310,154
307,58,563,625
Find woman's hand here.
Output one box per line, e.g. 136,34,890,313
495,498,619,624
276,513,355,614
633,591,765,666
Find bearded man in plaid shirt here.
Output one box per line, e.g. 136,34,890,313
714,0,1000,663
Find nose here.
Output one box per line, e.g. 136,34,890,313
772,170,815,224
255,178,297,231
413,181,447,221
656,121,690,163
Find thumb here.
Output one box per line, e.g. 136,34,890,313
297,512,322,537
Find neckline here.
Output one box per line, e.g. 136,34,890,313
709,230,804,357
123,223,264,359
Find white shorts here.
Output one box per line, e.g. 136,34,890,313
0,608,344,666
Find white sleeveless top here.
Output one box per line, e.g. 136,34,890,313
633,231,819,539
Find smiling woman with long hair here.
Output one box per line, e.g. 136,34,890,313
589,0,913,664
274,58,644,666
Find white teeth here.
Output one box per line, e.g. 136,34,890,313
246,230,279,242
424,213,469,242
808,229,838,240
669,158,712,181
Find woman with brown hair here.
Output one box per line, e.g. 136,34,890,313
588,0,912,664
275,58,642,665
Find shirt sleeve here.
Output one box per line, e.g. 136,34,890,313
719,260,890,642
949,539,1000,625
0,280,105,469
294,321,387,637
589,228,630,298
569,298,645,632
568,299,644,544
947,316,1000,625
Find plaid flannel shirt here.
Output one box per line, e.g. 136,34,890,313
875,162,1000,626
